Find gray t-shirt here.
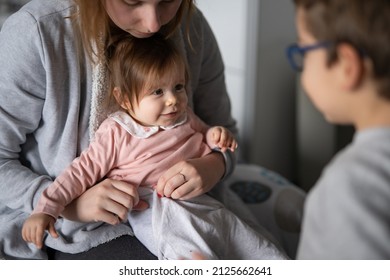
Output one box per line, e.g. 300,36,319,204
298,127,390,259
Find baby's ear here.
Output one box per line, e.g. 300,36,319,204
336,43,365,91
113,87,130,110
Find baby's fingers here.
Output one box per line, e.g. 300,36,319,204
217,131,236,152
22,221,42,248
34,226,45,249
47,221,59,239
212,131,225,151
22,223,29,242
229,139,238,152
211,128,222,144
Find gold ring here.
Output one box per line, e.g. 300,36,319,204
179,173,187,182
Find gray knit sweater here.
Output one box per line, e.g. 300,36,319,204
0,0,237,259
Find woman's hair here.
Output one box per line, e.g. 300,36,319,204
107,34,189,109
293,0,390,99
72,0,195,64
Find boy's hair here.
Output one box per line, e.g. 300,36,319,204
294,0,390,99
107,34,189,108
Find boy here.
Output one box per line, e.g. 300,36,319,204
287,0,390,259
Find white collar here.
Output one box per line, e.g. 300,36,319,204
110,111,188,139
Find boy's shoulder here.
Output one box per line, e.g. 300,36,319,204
319,128,390,192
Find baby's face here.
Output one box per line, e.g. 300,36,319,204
129,66,188,128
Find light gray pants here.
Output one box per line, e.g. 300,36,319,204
127,187,287,260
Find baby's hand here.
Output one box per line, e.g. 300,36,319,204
22,213,58,249
207,126,238,152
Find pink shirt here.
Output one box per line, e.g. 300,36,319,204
34,108,212,218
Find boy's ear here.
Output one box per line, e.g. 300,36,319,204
113,87,131,110
336,43,364,91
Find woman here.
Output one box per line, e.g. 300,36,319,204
0,0,238,259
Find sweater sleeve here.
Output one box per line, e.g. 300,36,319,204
183,9,238,177
33,120,119,218
184,9,238,137
0,10,52,212
0,1,90,216
187,108,236,180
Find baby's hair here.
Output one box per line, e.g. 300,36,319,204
107,34,189,109
294,0,390,99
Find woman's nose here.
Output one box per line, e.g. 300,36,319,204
143,7,161,33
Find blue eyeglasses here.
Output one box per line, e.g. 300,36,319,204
286,42,331,72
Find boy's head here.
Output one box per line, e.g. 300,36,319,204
108,34,189,127
291,0,390,125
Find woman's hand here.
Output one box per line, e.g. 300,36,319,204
155,152,225,200
61,179,148,225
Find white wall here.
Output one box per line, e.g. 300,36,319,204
251,1,297,181
195,0,249,143
196,0,298,181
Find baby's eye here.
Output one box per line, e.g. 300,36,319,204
174,84,185,92
153,88,164,96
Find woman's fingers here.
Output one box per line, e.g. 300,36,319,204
108,180,139,209
156,159,209,200
158,173,188,198
95,179,143,223
133,200,149,211
63,179,147,224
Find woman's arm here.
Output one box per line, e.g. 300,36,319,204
0,11,52,212
185,8,238,137
186,8,239,178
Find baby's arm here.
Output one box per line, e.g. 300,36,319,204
22,213,58,249
206,126,238,152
